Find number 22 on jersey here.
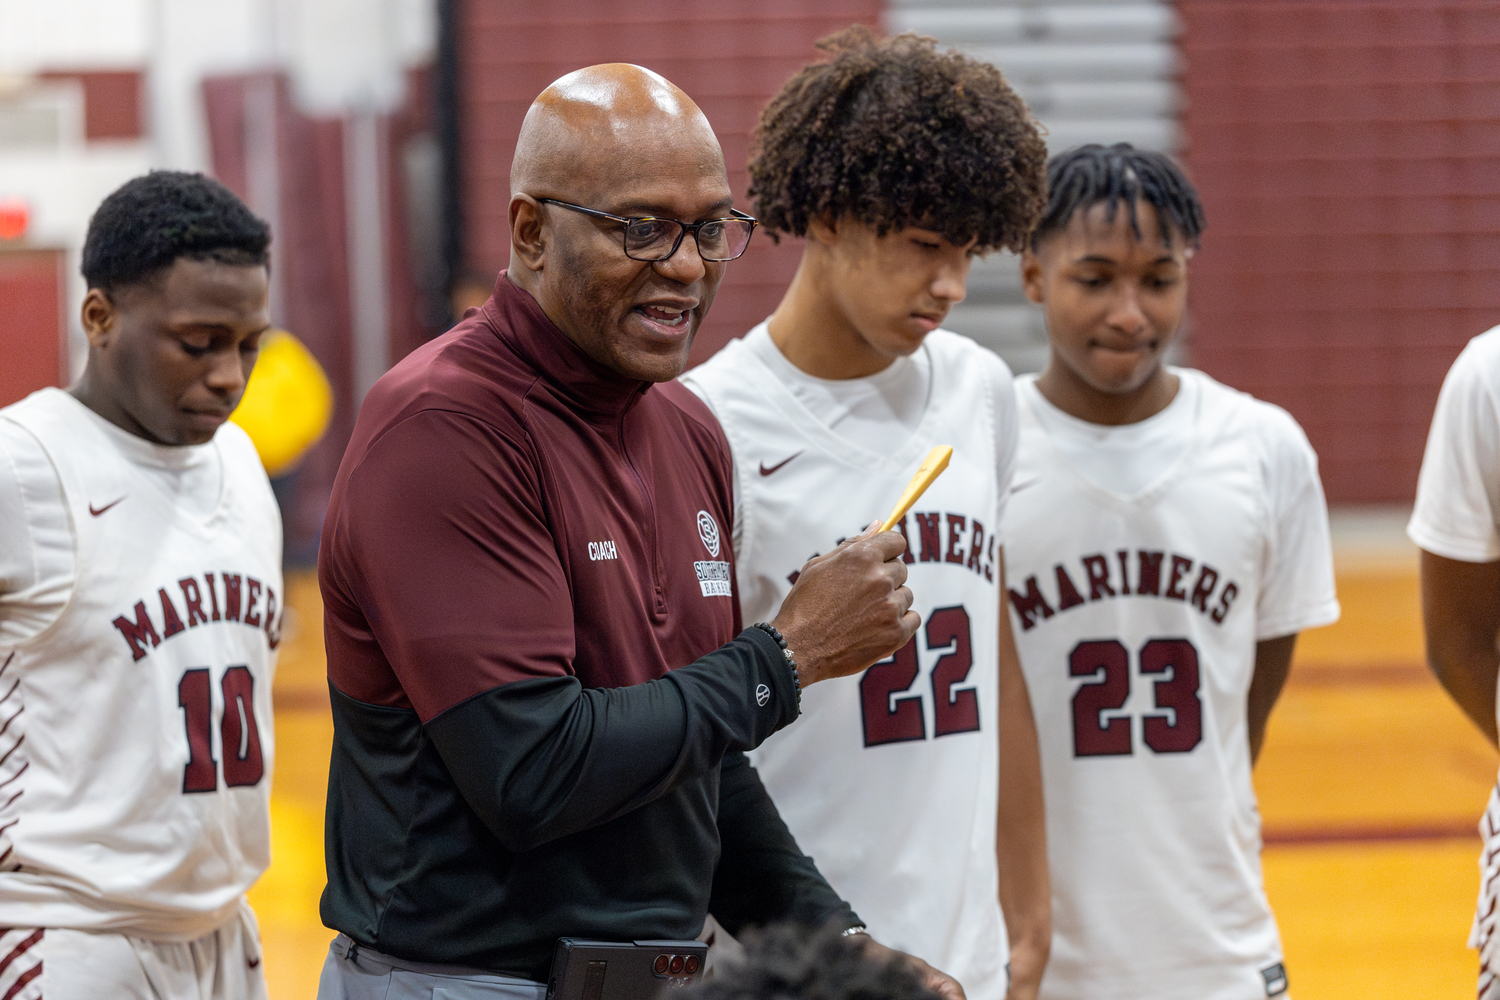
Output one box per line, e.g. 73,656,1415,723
860,605,980,746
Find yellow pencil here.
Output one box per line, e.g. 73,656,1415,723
880,445,954,532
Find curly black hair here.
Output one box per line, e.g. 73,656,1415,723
684,924,939,1000
1031,143,1205,250
748,25,1047,254
82,171,270,292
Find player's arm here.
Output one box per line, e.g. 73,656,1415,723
995,559,1050,1000
1250,403,1342,766
1418,549,1500,747
1248,633,1297,765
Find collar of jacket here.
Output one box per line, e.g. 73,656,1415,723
482,271,653,419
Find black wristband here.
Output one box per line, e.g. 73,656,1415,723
751,622,801,713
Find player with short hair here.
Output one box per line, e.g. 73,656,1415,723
0,171,279,998
1002,143,1339,999
1407,326,1500,997
682,27,1051,1000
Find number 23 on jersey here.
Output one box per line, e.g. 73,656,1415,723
1070,637,1203,757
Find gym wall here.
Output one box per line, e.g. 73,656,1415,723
1179,1,1500,502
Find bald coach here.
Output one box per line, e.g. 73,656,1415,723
315,64,949,999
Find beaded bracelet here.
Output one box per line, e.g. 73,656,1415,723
840,924,869,938
751,622,801,711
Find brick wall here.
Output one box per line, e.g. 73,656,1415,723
456,0,882,366
1178,1,1500,501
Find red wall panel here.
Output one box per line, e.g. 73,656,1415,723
204,73,355,561
204,71,439,562
1179,1,1500,501
457,0,883,366
37,70,145,141
0,250,66,408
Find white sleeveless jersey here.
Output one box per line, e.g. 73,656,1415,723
0,389,280,939
683,329,1018,1000
1003,372,1338,1000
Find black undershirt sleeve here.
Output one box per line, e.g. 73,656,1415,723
708,751,862,936
424,626,798,853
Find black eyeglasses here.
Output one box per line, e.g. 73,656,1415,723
537,198,757,262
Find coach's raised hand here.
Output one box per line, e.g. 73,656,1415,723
771,521,920,685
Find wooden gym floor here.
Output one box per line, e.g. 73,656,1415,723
254,508,1496,998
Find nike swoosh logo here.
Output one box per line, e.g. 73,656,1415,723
89,497,126,516
759,452,803,476
1009,476,1041,495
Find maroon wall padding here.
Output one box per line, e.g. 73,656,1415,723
457,0,882,366
203,71,439,561
1178,2,1500,502
0,249,66,408
38,70,144,141
387,66,441,364
203,73,354,561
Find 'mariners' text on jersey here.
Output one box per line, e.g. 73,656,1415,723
1009,548,1239,631
112,571,281,660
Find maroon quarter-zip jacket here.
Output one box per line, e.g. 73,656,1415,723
318,274,857,978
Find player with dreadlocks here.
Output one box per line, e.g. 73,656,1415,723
683,26,1050,1000
1001,143,1339,999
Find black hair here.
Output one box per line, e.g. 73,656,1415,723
749,25,1047,254
683,924,939,1000
81,171,270,291
1030,143,1205,249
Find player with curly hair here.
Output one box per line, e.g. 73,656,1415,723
0,171,279,998
682,26,1050,1000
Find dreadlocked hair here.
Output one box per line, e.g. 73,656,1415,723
748,25,1047,254
1031,143,1205,250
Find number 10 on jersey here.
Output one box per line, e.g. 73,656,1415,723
177,665,266,792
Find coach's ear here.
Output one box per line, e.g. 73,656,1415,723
1020,248,1045,305
509,194,548,273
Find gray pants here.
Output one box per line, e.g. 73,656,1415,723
318,933,548,1000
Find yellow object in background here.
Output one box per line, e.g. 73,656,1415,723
230,330,333,478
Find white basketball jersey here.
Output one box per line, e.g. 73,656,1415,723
1003,372,1337,1000
0,389,280,939
684,328,1017,1000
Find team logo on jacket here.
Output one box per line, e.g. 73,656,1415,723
696,510,721,557
693,511,730,597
